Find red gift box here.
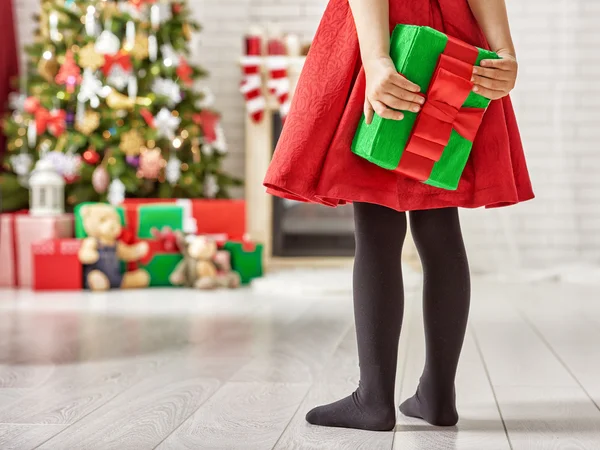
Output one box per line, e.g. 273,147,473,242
0,212,73,288
32,239,82,291
121,199,246,240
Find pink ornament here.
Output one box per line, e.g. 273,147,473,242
92,166,110,193
139,148,163,179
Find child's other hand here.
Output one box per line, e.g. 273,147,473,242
471,52,518,100
363,57,424,124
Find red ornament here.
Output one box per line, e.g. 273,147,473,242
193,110,220,143
55,51,82,93
102,51,132,77
24,97,41,114
172,2,183,14
83,149,101,165
176,57,193,86
140,108,155,128
129,0,156,10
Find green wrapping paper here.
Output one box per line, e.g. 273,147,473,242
223,241,263,285
352,25,498,190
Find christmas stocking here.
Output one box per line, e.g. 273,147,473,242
240,56,266,123
266,54,291,120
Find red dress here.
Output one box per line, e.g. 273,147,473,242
264,0,534,212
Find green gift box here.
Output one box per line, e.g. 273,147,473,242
352,25,498,190
75,202,185,287
222,241,263,285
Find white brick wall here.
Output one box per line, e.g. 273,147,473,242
15,0,600,270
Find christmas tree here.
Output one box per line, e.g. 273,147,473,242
1,0,241,212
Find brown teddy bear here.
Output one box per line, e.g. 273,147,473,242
78,203,150,291
170,234,241,289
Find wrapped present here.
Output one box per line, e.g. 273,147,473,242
222,240,263,285
32,239,82,291
121,199,246,240
74,202,184,287
352,25,498,190
0,213,73,288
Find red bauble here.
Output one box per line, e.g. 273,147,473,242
176,57,193,86
83,149,101,165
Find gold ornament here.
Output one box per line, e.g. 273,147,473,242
106,89,152,111
75,111,100,135
37,56,59,82
130,33,149,60
183,23,191,41
119,129,145,156
78,43,105,71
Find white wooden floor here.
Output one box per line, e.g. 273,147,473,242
1,276,600,449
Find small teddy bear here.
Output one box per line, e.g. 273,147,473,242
170,234,241,289
78,203,150,291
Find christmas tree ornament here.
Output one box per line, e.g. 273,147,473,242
35,108,67,137
42,150,81,178
182,22,191,41
172,1,183,14
196,87,216,108
176,57,193,85
139,148,163,179
92,165,110,193
8,92,26,112
148,34,158,62
137,109,154,129
78,43,105,70
130,33,149,60
107,65,132,90
95,29,120,56
108,178,126,205
106,89,134,110
129,0,157,10
83,148,101,165
49,11,59,42
119,129,145,156
37,53,59,82
194,110,220,143
66,111,75,129
55,51,82,93
27,120,37,148
202,143,214,157
240,56,266,122
154,108,181,140
85,5,98,36
213,123,228,154
102,50,132,77
124,21,136,52
75,110,100,135
128,76,138,100
160,44,180,67
152,78,182,106
165,155,181,185
9,153,33,177
78,68,109,108
204,174,219,198
150,2,171,30
126,155,140,167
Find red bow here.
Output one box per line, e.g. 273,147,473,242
102,51,132,77
35,108,67,137
396,37,485,182
150,226,178,253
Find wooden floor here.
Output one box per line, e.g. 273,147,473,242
1,276,600,449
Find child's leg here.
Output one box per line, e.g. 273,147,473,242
305,202,407,431
400,207,470,426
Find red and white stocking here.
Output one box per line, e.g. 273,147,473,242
266,55,291,120
240,56,266,123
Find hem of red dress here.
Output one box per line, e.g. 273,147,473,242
264,181,535,213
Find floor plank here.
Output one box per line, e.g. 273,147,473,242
157,381,309,450
0,424,65,450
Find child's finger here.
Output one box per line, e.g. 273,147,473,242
480,58,517,70
390,73,421,93
472,84,505,100
379,93,422,113
471,74,510,91
372,100,404,120
472,66,513,81
364,99,374,124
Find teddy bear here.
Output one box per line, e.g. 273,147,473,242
78,203,150,291
169,234,241,289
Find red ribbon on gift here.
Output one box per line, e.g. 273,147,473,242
395,36,485,182
35,108,67,137
102,51,133,77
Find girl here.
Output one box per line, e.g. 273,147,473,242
264,0,534,431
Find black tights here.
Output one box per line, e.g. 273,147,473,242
306,202,471,431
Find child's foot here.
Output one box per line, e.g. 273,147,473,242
399,385,459,427
305,390,396,431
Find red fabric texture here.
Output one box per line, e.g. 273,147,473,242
0,0,19,164
263,0,535,212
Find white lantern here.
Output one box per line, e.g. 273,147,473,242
29,159,65,216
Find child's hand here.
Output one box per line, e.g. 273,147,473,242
471,52,518,100
363,57,424,124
